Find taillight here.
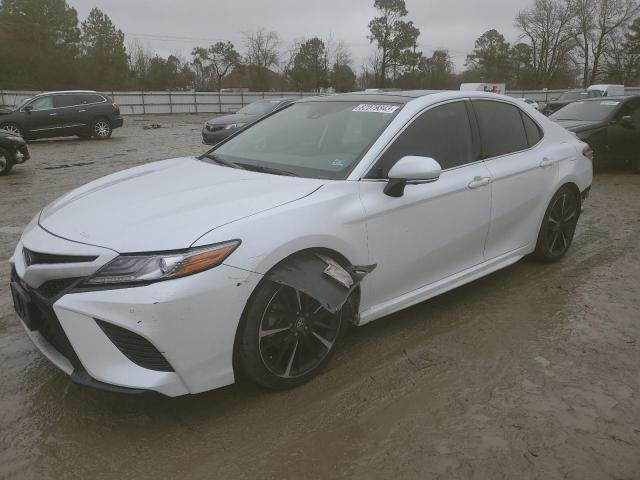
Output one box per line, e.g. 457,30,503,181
582,144,593,161
112,103,120,111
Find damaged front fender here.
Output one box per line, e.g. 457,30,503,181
265,252,376,314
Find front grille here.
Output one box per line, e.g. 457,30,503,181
95,320,174,372
11,268,82,369
23,247,97,267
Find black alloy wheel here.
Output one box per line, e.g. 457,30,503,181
534,186,580,262
236,281,346,389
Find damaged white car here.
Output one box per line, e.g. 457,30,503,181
10,91,592,396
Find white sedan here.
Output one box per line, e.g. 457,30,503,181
10,91,592,396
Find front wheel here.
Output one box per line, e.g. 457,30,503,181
235,281,346,389
0,123,24,138
0,147,14,176
91,118,112,139
533,186,581,263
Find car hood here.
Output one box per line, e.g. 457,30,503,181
0,107,15,115
206,113,257,126
553,119,603,131
39,157,324,252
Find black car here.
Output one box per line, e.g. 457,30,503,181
550,96,640,172
0,90,124,140
202,98,295,145
0,128,30,175
542,89,602,116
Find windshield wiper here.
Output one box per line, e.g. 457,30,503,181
203,153,244,170
235,163,298,177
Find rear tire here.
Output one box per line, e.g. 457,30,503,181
0,147,14,176
533,185,581,263
91,118,112,139
235,280,347,389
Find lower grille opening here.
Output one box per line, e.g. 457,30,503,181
95,320,174,372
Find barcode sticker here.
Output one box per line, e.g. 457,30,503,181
353,104,399,114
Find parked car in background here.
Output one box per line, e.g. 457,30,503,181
516,98,540,110
10,90,592,396
550,96,640,172
0,91,123,140
542,89,603,116
202,98,295,145
0,128,29,175
588,84,625,97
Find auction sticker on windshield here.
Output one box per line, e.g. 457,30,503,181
353,104,400,114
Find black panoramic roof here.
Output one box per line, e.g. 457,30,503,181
301,90,438,104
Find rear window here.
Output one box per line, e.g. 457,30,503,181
77,94,105,104
473,100,529,158
53,95,77,108
521,112,543,147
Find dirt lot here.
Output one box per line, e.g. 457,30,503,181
1,114,639,480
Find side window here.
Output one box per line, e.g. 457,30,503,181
521,111,543,147
53,95,78,108
619,101,640,124
29,96,54,111
78,94,105,104
369,101,474,178
473,100,529,158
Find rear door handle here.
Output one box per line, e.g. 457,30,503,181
468,176,492,189
49,113,58,116
540,158,553,168
78,109,87,113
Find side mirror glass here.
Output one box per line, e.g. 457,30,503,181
384,156,442,197
23,105,33,113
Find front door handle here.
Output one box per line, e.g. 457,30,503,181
540,158,553,168
78,109,87,113
49,113,58,116
468,176,492,189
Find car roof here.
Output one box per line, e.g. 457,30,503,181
301,90,443,104
35,90,99,96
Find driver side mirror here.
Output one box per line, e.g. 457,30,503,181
384,156,442,197
23,105,33,114
620,115,634,129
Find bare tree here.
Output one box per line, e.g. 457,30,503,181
574,0,640,86
244,29,280,91
515,0,577,87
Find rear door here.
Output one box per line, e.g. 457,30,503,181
359,100,493,307
473,100,564,259
74,93,108,129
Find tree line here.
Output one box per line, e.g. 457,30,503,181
1,0,640,93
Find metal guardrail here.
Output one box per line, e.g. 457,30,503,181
2,88,640,114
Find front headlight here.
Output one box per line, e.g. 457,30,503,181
224,122,246,130
85,240,240,286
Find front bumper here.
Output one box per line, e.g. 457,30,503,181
11,225,262,396
202,126,234,145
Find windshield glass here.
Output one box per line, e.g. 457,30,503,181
237,99,282,116
210,101,401,179
550,100,620,121
558,91,590,102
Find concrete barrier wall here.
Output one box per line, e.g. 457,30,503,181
2,88,640,114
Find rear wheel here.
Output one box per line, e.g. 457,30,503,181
235,281,346,389
91,118,112,139
0,147,14,176
534,186,580,263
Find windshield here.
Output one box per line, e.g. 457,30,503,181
558,91,591,102
237,99,283,116
209,101,401,179
550,100,621,122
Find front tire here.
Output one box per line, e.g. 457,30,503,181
0,123,24,138
533,186,580,263
91,118,112,139
235,280,346,389
0,147,14,176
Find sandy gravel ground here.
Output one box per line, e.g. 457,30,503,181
0,115,639,480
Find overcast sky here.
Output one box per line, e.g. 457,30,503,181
67,0,532,71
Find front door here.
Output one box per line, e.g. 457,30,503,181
359,100,492,309
24,95,59,136
607,99,640,163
